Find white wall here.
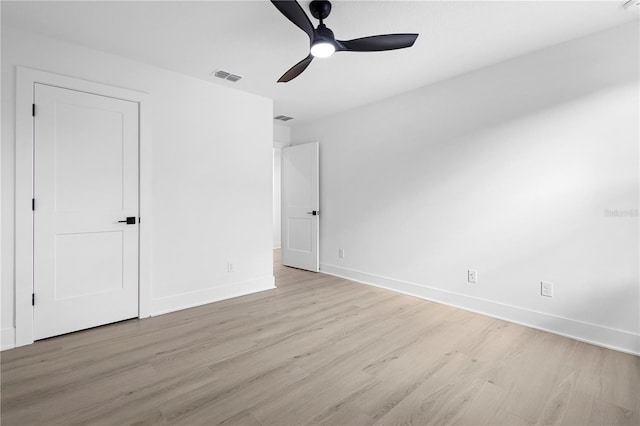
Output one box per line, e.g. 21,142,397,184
273,123,291,249
291,23,639,354
1,27,274,349
274,123,291,146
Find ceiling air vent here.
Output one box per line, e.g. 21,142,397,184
274,115,294,122
212,69,242,83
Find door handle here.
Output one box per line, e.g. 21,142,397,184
306,211,318,216
118,217,136,225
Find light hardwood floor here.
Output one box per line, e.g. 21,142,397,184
2,251,639,425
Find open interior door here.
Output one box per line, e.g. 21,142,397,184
281,142,319,272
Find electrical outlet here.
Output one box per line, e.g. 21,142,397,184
468,269,477,284
541,281,553,297
227,262,235,273
338,248,345,259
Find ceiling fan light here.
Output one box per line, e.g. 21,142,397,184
310,41,335,58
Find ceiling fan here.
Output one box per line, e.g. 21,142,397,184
271,0,419,82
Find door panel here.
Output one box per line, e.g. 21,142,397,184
54,231,124,299
33,83,139,340
54,102,126,211
287,217,313,252
281,142,319,271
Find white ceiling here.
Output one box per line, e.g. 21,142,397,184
2,1,638,126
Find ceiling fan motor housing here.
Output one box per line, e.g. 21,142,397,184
313,23,336,46
310,0,332,20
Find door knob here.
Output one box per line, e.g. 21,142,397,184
306,211,318,216
118,217,136,224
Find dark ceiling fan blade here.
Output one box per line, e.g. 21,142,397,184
337,33,418,52
271,1,315,41
278,54,314,83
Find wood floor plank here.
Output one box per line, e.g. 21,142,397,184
1,250,638,425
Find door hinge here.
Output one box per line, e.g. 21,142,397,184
32,293,35,306
32,198,35,211
32,104,35,117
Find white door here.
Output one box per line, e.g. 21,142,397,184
281,142,319,271
33,83,139,340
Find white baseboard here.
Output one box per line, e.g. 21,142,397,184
320,263,640,356
150,276,276,317
2,328,16,351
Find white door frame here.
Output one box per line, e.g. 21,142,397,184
15,67,153,347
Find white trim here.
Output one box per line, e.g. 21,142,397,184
320,263,640,356
15,67,152,347
150,276,275,316
273,242,281,249
1,328,16,351
138,98,153,318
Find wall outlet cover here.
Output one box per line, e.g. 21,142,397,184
541,281,553,297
